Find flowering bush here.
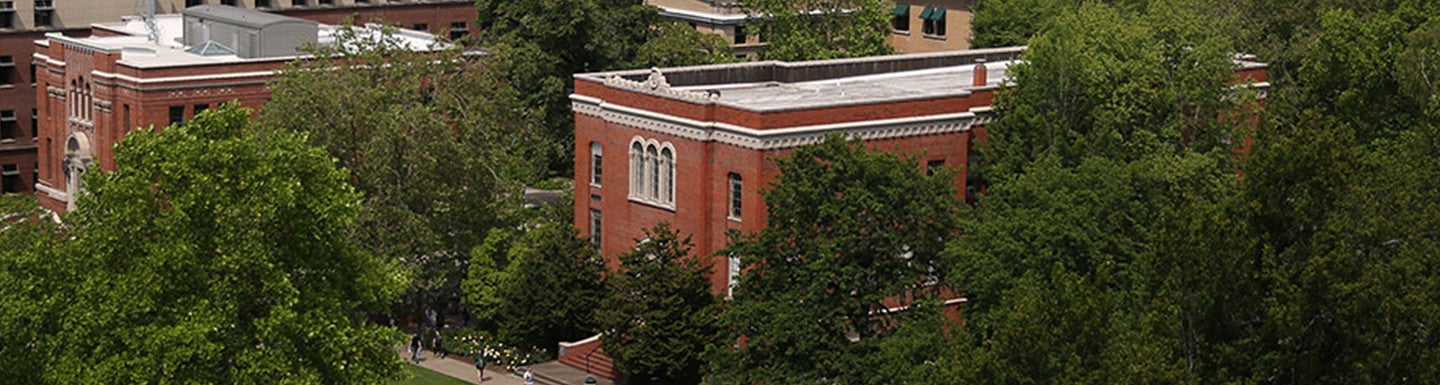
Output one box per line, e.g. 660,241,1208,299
440,328,552,369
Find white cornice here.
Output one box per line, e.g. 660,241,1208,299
573,96,982,150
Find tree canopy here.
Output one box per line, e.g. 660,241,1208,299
598,223,719,385
712,135,961,385
15,103,408,384
260,26,538,309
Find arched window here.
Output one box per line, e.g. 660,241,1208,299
646,145,659,200
631,141,643,196
590,142,602,186
660,147,673,204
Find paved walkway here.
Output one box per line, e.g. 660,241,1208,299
396,346,524,385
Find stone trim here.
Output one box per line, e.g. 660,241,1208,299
574,96,980,150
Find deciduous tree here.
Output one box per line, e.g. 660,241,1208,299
597,223,718,385
43,103,408,384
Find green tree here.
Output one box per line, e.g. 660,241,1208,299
597,223,718,385
475,0,737,174
493,223,607,354
261,26,538,307
0,195,63,384
39,103,407,384
712,134,961,385
741,0,893,61
969,0,1085,48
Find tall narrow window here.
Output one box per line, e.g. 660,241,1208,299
631,142,643,196
728,172,742,219
0,56,14,86
122,105,130,132
590,142,602,186
1,164,19,193
589,209,602,246
33,0,52,27
733,25,746,45
660,147,673,203
0,110,15,141
728,254,741,299
926,159,945,177
0,1,14,29
646,145,659,199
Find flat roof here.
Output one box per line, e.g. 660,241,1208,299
674,61,1012,110
48,13,445,69
182,5,315,29
577,47,1029,112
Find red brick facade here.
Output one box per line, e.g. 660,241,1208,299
572,48,1269,296
3,2,473,199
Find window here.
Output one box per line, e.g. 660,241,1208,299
0,110,14,141
186,0,203,6
412,23,427,31
449,22,468,40
194,103,209,116
122,105,130,132
926,159,945,177
728,173,742,220
169,105,185,126
590,142,602,186
254,0,270,7
628,138,676,208
220,0,236,5
921,7,946,37
589,209,602,246
2,164,19,193
0,56,13,86
355,0,369,3
29,109,35,138
0,1,13,29
29,62,35,85
891,3,910,32
733,25,746,45
660,148,673,203
33,0,51,27
291,0,305,6
727,254,741,299
318,0,332,4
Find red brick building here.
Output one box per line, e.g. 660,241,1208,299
0,0,474,196
32,6,449,212
572,47,1270,297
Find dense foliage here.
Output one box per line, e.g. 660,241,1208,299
740,0,894,61
0,104,408,384
474,0,737,174
712,135,962,385
260,26,539,314
598,223,719,385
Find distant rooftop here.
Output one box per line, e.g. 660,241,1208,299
182,5,313,29
42,10,445,69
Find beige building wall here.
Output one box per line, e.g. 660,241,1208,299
885,0,973,53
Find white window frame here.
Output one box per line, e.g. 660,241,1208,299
728,172,742,220
628,137,676,209
590,142,602,187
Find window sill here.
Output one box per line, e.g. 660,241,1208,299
628,196,676,212
892,30,910,35
923,34,947,41
728,215,741,222
590,183,601,189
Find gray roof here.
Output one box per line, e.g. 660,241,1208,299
182,5,316,29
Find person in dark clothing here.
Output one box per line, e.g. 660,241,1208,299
474,353,488,382
409,332,423,363
432,330,445,358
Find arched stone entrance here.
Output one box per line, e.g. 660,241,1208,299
63,132,93,211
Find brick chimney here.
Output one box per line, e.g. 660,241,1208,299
972,58,988,87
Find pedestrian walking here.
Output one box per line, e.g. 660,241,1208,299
474,353,488,382
523,366,534,385
432,329,445,358
409,332,423,363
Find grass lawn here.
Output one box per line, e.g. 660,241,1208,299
389,364,473,385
